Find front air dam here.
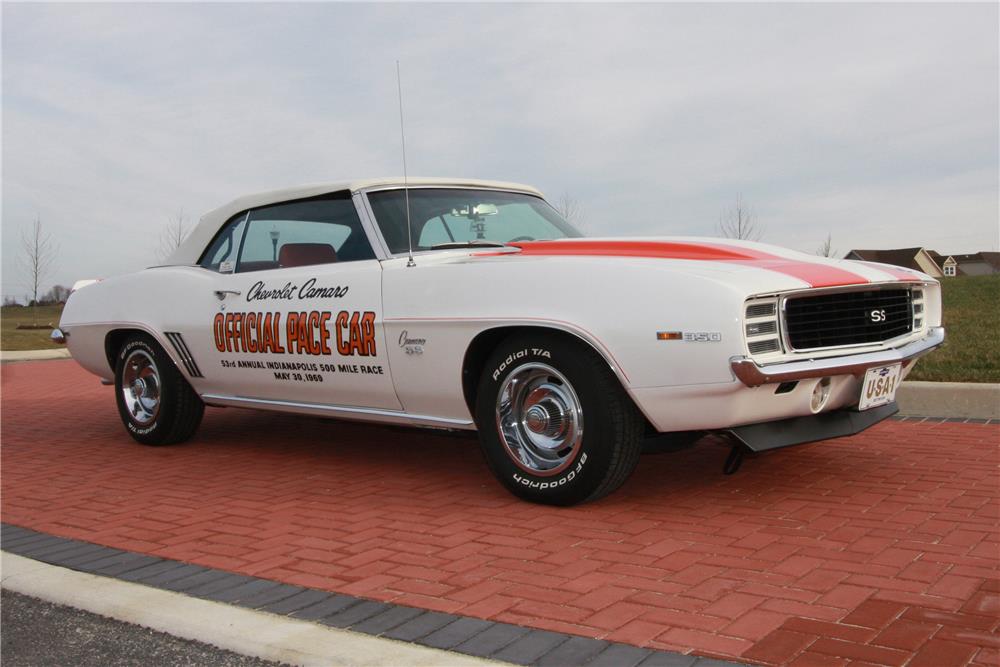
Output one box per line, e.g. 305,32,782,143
725,402,899,453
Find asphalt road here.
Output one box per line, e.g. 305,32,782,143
1,590,283,667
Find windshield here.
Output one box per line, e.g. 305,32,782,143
367,188,584,254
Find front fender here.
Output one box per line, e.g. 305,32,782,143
383,255,765,389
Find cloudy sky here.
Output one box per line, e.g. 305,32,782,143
2,2,997,299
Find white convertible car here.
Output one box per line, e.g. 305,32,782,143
56,178,944,504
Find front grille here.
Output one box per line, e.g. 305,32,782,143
785,289,913,350
746,321,777,336
746,303,776,318
748,339,780,354
744,297,782,357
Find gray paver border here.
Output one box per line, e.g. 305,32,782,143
889,415,1000,424
0,523,746,667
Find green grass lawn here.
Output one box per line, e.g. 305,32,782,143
907,274,1000,383
2,277,998,381
1,304,66,351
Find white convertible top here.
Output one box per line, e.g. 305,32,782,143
165,177,544,265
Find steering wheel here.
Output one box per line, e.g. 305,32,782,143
508,235,535,242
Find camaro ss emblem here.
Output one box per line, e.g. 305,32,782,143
398,330,426,355
870,309,887,323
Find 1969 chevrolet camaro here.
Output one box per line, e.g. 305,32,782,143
55,178,944,505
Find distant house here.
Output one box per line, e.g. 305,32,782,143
944,252,1000,277
847,248,1000,278
844,248,944,278
927,251,957,276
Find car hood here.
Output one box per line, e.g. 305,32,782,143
468,236,931,291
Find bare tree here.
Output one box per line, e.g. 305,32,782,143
555,193,585,228
19,216,58,325
158,209,190,260
43,284,72,304
717,194,764,241
816,233,836,258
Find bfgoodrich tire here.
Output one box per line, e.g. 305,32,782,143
475,332,644,505
114,333,204,446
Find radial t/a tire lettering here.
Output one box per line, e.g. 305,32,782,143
114,333,204,446
475,332,644,505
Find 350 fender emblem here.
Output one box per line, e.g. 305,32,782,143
656,331,722,342
684,332,722,342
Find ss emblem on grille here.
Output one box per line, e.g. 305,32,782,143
870,309,887,323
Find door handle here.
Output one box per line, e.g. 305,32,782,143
214,290,241,300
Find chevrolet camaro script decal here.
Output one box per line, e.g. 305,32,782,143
246,279,349,301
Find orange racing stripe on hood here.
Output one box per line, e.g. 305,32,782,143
480,240,874,288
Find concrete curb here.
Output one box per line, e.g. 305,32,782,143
1,348,71,362
1,524,745,667
897,381,1000,419
1,552,505,667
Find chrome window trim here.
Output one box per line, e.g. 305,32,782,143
352,191,393,260
357,183,542,196
197,210,250,270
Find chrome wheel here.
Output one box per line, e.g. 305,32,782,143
121,349,161,425
496,363,583,476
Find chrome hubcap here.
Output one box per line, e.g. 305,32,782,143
496,363,583,476
121,350,161,425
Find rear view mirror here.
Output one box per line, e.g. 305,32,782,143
452,203,499,220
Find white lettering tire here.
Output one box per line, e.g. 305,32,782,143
475,333,644,505
114,334,204,446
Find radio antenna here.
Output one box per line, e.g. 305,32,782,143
396,60,415,268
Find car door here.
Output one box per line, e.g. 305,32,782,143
186,192,401,410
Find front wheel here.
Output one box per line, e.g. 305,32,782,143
114,333,204,445
475,333,644,505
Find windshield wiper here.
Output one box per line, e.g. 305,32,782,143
429,241,510,250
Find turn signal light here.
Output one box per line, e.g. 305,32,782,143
656,331,683,341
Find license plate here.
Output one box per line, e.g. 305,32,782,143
858,363,902,411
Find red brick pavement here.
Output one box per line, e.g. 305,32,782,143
3,359,998,666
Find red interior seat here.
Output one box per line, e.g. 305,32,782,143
278,243,337,268
237,260,280,272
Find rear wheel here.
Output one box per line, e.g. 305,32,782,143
114,333,204,445
475,333,644,505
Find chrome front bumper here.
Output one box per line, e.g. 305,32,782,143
730,327,945,388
